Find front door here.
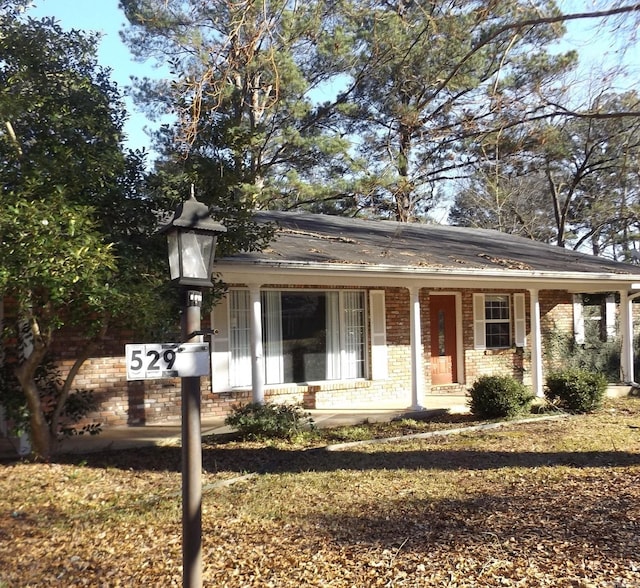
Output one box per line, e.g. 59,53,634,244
430,295,457,385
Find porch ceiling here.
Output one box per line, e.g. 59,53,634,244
215,211,640,292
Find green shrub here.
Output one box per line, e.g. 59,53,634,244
543,328,620,382
469,375,534,419
545,368,607,413
224,402,315,440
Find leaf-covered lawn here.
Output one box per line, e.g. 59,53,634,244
2,399,640,587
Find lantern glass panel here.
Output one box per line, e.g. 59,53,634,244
180,230,214,280
167,231,181,281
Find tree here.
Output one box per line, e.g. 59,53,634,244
120,0,360,211
448,172,556,243
454,90,640,255
0,3,166,460
120,1,640,222
336,0,578,222
568,92,640,259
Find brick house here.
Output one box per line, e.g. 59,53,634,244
209,211,640,413
4,210,640,431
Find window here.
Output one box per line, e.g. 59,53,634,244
229,289,366,386
473,293,526,350
485,295,511,348
573,293,616,345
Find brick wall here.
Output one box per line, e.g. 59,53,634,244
20,285,582,428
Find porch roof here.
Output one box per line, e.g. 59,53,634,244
215,211,640,292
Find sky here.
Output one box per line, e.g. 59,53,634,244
26,0,640,163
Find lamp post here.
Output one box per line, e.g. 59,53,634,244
159,190,226,588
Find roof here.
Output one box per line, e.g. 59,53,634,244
215,211,640,291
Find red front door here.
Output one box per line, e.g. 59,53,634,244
430,295,457,385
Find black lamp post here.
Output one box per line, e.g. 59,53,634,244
159,190,226,588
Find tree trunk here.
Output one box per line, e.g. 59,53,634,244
395,124,413,222
14,347,53,461
24,378,53,461
49,322,107,438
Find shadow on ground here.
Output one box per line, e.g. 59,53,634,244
54,442,640,475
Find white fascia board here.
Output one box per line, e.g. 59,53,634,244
214,261,640,291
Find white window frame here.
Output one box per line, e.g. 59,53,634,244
573,293,617,344
473,293,526,350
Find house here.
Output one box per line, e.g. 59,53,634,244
209,211,640,412
4,210,640,434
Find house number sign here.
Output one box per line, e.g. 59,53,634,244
125,343,210,380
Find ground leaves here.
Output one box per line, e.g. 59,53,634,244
1,398,640,586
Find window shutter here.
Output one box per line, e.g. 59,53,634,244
211,294,231,391
369,290,388,380
573,294,585,345
605,294,616,341
473,294,486,350
514,293,526,347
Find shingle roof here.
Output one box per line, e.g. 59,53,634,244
219,211,637,276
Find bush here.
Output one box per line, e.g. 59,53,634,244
469,375,534,419
224,402,315,440
545,368,607,413
543,328,619,382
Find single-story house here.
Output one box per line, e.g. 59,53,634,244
4,210,640,432
209,211,640,412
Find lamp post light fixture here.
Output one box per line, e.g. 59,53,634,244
163,191,227,288
159,190,226,588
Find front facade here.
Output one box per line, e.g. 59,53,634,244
4,211,640,433
209,284,574,411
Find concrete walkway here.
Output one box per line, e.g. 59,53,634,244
1,405,470,459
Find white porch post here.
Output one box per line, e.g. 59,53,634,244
529,289,544,398
620,289,634,383
248,284,264,404
409,286,424,410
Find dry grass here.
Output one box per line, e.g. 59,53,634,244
2,397,640,587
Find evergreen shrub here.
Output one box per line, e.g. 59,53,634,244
469,375,534,419
224,402,315,440
545,368,607,413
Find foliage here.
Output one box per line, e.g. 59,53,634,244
121,0,360,210
337,0,576,221
448,172,557,243
0,4,160,460
0,356,100,439
468,374,534,419
0,2,280,459
144,161,275,260
224,402,315,440
120,1,596,222
456,90,640,255
545,368,607,413
542,327,620,382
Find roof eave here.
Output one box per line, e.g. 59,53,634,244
214,260,640,292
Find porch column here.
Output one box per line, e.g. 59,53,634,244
248,284,265,404
409,286,424,410
528,289,544,398
620,289,634,383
